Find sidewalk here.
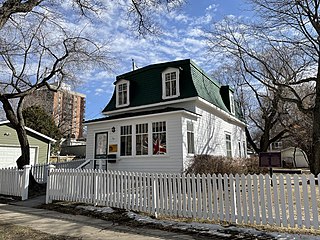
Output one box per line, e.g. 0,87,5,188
2,196,318,240
0,203,202,240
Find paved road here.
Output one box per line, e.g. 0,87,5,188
0,204,215,240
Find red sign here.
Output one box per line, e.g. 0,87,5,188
259,152,282,168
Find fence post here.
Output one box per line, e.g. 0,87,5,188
46,165,56,204
21,165,31,201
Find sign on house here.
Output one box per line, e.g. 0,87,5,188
259,152,282,168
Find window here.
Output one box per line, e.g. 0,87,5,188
120,125,132,156
238,141,241,158
153,121,166,155
116,80,130,107
162,68,180,99
230,94,235,115
187,121,195,154
95,132,108,159
225,133,232,157
136,123,148,155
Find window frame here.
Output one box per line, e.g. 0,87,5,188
94,132,108,159
152,121,167,155
120,125,132,156
162,68,180,100
225,133,232,158
230,93,235,115
116,79,130,108
136,123,149,156
187,121,195,154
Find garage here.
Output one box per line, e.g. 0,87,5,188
0,120,55,168
0,146,37,168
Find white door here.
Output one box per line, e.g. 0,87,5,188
0,146,37,168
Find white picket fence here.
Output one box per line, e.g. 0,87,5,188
46,168,320,230
31,159,86,183
0,165,30,200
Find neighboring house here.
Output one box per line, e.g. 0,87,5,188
85,59,247,173
0,121,55,168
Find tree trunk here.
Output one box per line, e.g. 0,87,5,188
312,60,320,175
15,124,30,169
0,96,40,188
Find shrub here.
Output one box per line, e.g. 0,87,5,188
185,155,268,175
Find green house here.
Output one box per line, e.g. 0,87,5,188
85,59,246,173
0,121,55,168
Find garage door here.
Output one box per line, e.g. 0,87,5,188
0,146,37,168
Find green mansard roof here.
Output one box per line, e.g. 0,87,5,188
102,59,243,121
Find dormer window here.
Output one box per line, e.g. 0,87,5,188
162,68,180,100
230,93,235,115
116,80,130,108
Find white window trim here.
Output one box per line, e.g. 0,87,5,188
225,132,232,158
230,93,235,115
162,67,180,100
116,79,130,108
118,121,168,158
187,121,195,155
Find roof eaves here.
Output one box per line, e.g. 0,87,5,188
0,120,56,142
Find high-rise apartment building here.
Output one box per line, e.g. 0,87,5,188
24,83,85,140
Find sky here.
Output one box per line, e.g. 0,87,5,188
73,0,249,120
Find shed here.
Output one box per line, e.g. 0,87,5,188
0,121,55,168
281,147,309,168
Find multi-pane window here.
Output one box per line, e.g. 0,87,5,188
152,121,166,155
165,72,177,97
225,133,232,157
136,123,148,155
118,83,128,106
187,121,195,154
120,125,132,156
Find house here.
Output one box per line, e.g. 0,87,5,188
0,121,55,168
85,59,246,173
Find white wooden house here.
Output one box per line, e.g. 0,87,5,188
85,59,246,173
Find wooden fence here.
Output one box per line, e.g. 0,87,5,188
46,168,320,230
0,165,30,200
31,159,86,183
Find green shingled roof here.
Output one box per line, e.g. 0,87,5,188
102,59,244,121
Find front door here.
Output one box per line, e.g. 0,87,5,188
94,132,108,169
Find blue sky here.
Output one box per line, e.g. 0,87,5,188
75,0,249,120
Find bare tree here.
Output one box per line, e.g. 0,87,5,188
207,0,320,175
0,0,184,178
212,58,295,154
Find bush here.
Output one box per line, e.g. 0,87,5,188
185,155,268,175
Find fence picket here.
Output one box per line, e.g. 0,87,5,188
285,174,294,228
241,174,248,224
302,175,311,228
234,174,241,223
191,174,197,218
265,175,273,225
309,175,319,229
294,174,303,228
259,175,267,225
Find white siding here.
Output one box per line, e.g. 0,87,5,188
192,102,246,159
86,112,184,173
